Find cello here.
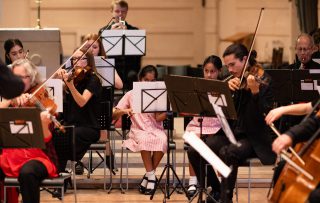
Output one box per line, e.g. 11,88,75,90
269,112,320,203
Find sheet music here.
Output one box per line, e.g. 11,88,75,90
46,79,63,112
212,104,240,146
183,131,231,178
94,57,115,87
101,30,146,56
132,81,167,113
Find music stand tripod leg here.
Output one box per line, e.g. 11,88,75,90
149,113,190,202
189,119,219,203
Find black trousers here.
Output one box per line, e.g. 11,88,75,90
0,160,48,203
54,126,100,172
219,138,257,202
187,132,229,192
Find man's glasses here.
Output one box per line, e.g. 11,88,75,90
296,47,312,53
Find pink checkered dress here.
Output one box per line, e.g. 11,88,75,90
186,116,221,136
116,91,167,153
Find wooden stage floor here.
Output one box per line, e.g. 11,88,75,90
39,187,271,203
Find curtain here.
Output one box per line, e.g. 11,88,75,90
296,0,318,34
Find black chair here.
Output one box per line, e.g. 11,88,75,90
87,87,114,190
187,66,203,78
4,173,71,202
167,65,190,76
156,65,168,81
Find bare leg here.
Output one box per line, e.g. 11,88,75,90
152,151,164,170
189,163,196,176
141,150,153,172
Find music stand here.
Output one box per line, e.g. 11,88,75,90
0,107,45,149
291,69,320,102
265,69,292,103
164,75,237,203
101,30,146,56
132,81,188,202
94,57,115,87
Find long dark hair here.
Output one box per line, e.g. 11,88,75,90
4,39,24,65
202,55,222,70
138,65,158,81
223,43,257,67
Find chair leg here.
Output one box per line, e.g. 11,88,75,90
248,160,252,203
236,176,239,203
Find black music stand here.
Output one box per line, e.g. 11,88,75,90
0,107,45,149
265,69,292,103
291,69,320,102
164,75,237,203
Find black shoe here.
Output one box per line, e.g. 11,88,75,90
52,188,62,199
75,161,84,175
187,184,197,198
105,154,116,175
207,191,221,203
138,175,148,194
144,178,157,195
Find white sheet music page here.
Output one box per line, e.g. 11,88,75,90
183,131,231,178
132,81,167,113
94,57,115,87
212,104,240,146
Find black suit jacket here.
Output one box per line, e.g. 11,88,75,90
286,115,320,145
286,58,320,69
232,73,276,165
0,59,24,99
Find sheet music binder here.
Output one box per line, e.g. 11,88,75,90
265,69,320,103
0,107,45,149
101,30,146,56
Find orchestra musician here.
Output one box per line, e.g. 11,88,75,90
98,0,141,90
112,65,167,195
82,33,123,174
218,43,276,203
4,39,26,66
186,55,229,201
0,59,58,203
0,59,24,99
271,110,320,203
82,33,123,89
56,48,103,175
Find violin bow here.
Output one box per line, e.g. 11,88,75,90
29,41,88,99
268,122,305,165
239,8,264,85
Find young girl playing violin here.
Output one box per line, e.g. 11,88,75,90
56,48,103,175
82,33,123,89
0,59,58,203
112,65,167,195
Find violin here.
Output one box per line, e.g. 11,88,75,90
13,84,65,133
240,64,270,89
67,65,93,86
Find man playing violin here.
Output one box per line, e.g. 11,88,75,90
0,59,59,203
215,43,276,203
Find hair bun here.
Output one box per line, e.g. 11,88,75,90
250,50,257,59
